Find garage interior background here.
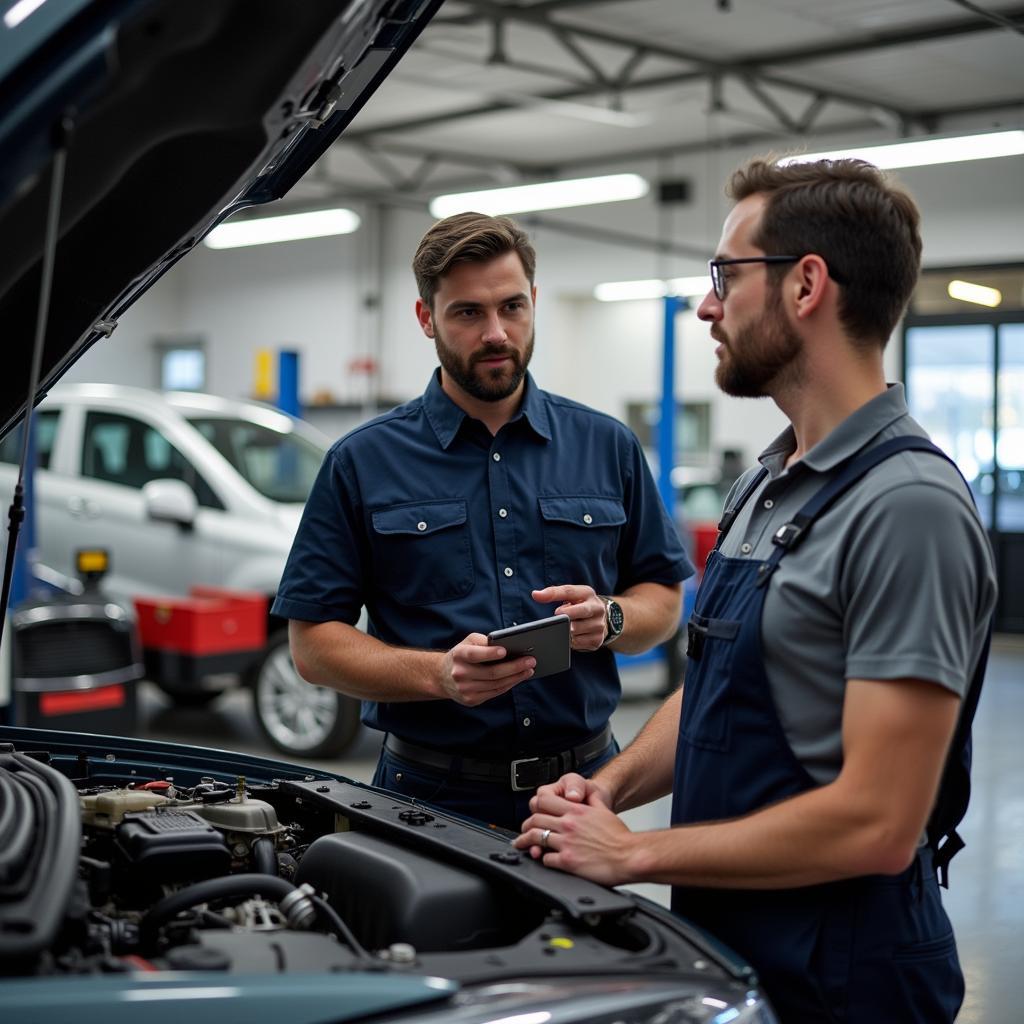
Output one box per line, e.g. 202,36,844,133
7,4,1021,1019
65,0,1023,477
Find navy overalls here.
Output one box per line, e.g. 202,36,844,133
671,438,966,1023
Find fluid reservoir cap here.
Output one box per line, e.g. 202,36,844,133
387,942,417,964
549,937,574,949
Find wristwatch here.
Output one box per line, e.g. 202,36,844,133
599,595,624,646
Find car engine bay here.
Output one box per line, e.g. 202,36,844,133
0,731,755,998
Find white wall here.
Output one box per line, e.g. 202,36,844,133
66,137,1024,468
63,258,185,387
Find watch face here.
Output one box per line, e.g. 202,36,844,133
607,600,624,635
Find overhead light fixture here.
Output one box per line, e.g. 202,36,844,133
948,279,1002,308
779,130,1024,170
4,0,47,29
594,276,711,302
429,173,649,219
204,208,361,249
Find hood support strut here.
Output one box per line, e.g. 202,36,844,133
1,117,72,647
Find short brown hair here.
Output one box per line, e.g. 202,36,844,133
413,212,537,305
728,157,922,347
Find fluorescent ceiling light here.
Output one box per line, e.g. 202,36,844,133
430,174,648,218
948,279,1002,308
779,130,1024,170
204,208,360,249
4,0,47,29
594,276,711,302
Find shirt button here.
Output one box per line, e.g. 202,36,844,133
523,717,531,727
417,521,427,531
504,567,514,577
740,542,753,554
492,452,501,462
763,499,774,509
498,508,508,518
583,513,593,525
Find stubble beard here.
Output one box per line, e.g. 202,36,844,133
714,286,804,398
434,326,535,403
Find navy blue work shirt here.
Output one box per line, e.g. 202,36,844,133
273,370,692,756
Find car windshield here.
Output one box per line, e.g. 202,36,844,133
188,416,324,503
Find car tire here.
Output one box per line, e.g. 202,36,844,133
153,681,225,708
248,630,361,759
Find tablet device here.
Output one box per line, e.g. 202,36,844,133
487,613,571,680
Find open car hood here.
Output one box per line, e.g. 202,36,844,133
0,0,442,439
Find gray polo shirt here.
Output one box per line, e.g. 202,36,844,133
718,384,997,786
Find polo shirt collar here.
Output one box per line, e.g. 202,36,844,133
422,369,552,450
758,383,910,477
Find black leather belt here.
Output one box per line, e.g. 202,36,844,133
384,724,613,792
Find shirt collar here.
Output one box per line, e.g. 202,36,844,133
758,383,911,477
422,369,552,450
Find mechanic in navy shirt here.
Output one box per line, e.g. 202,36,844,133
273,212,691,830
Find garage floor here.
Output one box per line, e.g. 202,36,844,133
136,635,1024,1023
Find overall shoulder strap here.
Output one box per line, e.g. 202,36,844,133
754,433,987,886
929,625,990,887
715,467,769,548
765,436,950,561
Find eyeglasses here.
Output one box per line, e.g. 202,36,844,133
708,255,847,301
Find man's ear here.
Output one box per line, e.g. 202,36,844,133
415,297,435,338
792,254,830,321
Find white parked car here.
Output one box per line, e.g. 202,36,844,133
0,383,360,758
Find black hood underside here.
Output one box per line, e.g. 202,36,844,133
0,0,440,439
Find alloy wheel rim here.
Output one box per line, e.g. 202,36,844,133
256,644,338,751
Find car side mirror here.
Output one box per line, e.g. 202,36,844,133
142,478,197,529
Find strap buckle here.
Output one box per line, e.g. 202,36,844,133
772,522,803,549
686,621,706,660
510,757,542,791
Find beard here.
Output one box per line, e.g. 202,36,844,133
714,286,803,398
434,327,535,403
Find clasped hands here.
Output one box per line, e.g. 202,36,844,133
510,772,636,887
438,584,608,707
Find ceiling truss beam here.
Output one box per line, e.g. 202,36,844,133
338,1,1024,192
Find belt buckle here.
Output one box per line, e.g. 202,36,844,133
510,756,540,792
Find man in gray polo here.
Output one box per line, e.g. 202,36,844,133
514,156,997,1024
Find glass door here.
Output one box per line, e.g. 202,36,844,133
904,324,995,528
997,325,1024,532
905,318,1024,631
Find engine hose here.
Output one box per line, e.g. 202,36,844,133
309,893,373,963
140,873,299,951
251,836,278,876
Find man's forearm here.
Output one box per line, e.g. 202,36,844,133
624,774,916,890
621,677,958,889
596,687,682,811
289,620,444,701
609,581,682,654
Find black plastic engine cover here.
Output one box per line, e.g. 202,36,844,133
296,831,503,953
116,810,230,882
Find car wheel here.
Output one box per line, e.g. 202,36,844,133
153,681,224,707
249,631,361,758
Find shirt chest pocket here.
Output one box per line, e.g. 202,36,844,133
370,500,474,606
539,495,626,587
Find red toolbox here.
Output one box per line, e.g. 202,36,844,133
133,587,267,685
